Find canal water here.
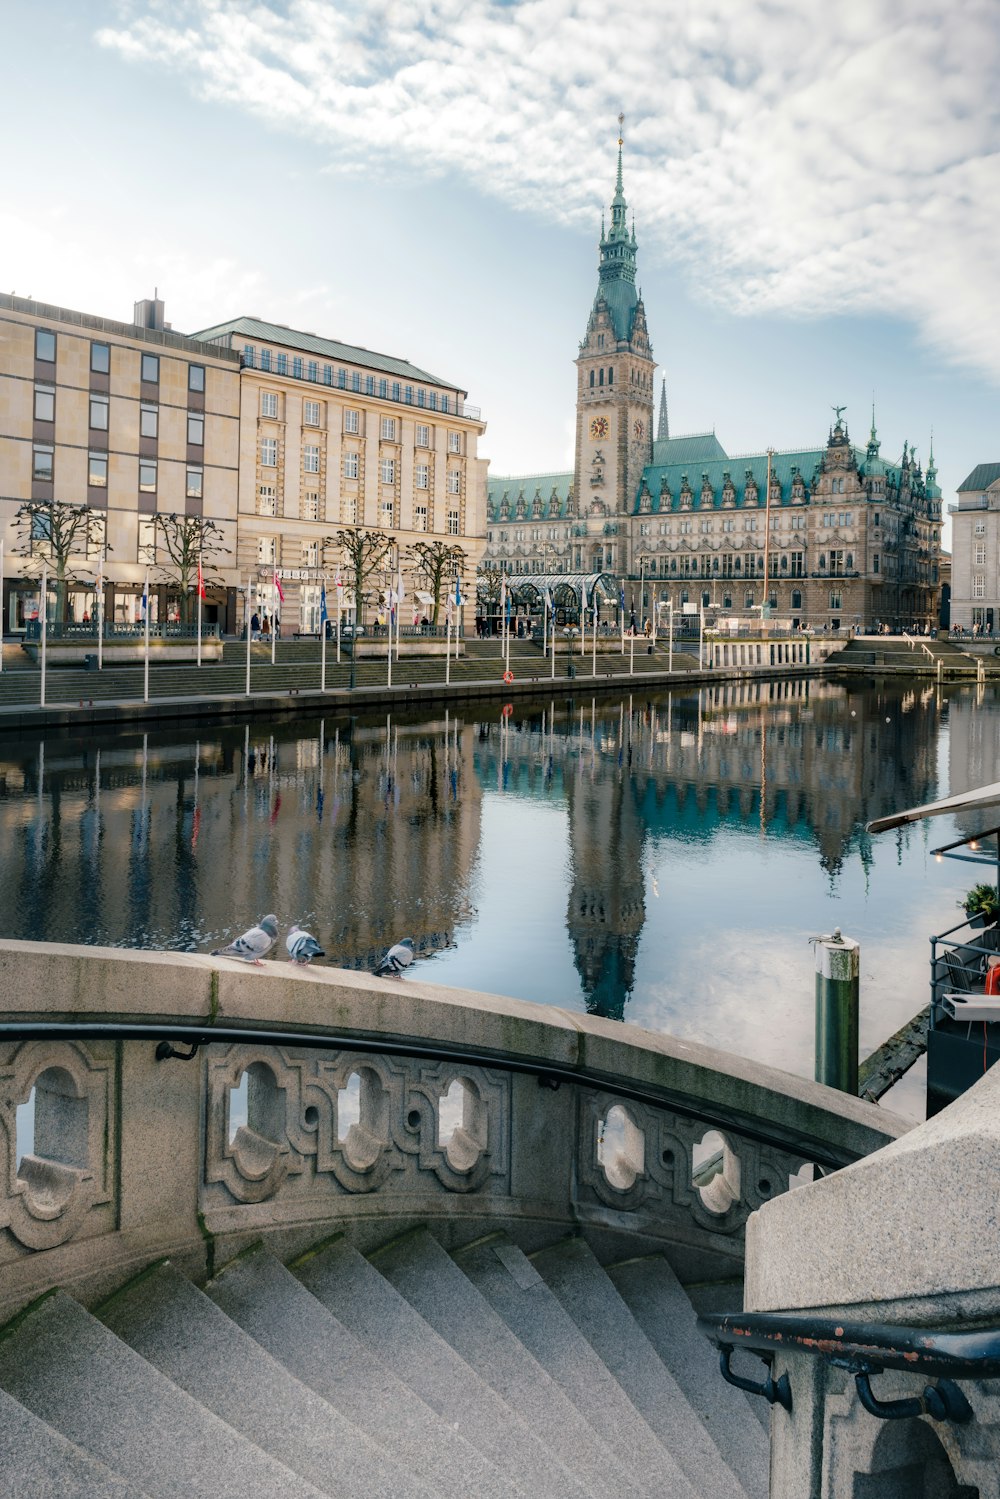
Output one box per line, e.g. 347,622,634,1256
2,676,994,1118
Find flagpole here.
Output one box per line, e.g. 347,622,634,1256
669,601,674,673
551,598,556,680
620,579,626,654
271,579,276,667
445,605,451,686
591,587,598,676
143,567,150,703
96,556,103,671
40,562,47,707
320,578,327,693
336,595,341,663
629,624,635,677
245,575,252,696
196,548,203,669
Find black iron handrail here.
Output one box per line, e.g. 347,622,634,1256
0,1019,870,1171
699,1311,1000,1423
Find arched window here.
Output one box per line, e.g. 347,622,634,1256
589,370,594,388
608,368,613,385
599,369,604,386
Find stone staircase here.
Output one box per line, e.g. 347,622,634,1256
0,1224,769,1499
831,634,985,675
0,641,705,711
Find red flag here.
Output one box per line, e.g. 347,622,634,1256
273,568,285,604
197,558,206,600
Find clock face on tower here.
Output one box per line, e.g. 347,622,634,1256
633,419,645,440
589,416,609,440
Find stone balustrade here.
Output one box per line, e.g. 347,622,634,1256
0,939,905,1321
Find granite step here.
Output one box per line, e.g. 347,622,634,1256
206,1242,521,1499
366,1226,628,1499
0,1290,324,1499
0,1384,153,1499
608,1254,770,1499
531,1235,753,1499
292,1234,575,1499
98,1260,434,1499
453,1231,693,1499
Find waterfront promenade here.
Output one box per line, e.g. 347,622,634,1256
0,631,988,732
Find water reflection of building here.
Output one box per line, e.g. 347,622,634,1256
473,682,941,1016
0,715,480,965
939,684,1000,844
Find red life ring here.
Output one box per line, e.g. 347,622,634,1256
502,703,513,718
985,961,1000,996
503,669,514,684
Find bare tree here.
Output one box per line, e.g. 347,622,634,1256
476,562,502,630
152,515,232,627
323,528,392,629
408,540,467,626
11,500,108,625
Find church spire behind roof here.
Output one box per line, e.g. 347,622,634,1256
657,377,669,441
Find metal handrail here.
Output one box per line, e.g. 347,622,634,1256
699,1311,998,1423
0,1019,869,1172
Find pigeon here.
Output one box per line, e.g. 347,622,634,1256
211,915,278,965
286,925,325,965
374,937,415,977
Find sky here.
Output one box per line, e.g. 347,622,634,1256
4,0,999,543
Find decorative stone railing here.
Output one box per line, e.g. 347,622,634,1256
0,940,905,1321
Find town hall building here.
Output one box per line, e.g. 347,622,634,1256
483,132,943,633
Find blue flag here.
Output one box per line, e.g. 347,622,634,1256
454,575,462,608
320,583,328,623
618,583,625,613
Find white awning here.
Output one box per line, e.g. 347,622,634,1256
414,592,435,605
867,781,1000,834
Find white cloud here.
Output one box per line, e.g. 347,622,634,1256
96,0,1000,380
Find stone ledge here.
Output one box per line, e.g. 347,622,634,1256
0,939,906,1168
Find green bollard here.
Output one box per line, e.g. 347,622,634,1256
813,928,859,1094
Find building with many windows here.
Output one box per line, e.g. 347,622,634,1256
483,135,942,633
188,317,488,633
0,293,241,632
0,296,487,638
949,463,1000,634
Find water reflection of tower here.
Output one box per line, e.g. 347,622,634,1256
564,710,646,1020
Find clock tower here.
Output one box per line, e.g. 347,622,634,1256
574,120,655,578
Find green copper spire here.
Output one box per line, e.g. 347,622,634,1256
927,430,937,479
594,114,639,342
867,400,880,458
657,377,669,441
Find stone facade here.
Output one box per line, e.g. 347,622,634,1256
0,296,487,639
483,144,943,633
949,462,1000,634
0,294,241,633
189,317,488,635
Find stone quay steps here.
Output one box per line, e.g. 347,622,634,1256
0,1225,767,1499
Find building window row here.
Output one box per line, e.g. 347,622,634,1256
241,345,462,414
33,327,204,393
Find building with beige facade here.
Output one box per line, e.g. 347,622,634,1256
0,293,241,634
188,317,488,634
0,295,487,640
949,463,1000,635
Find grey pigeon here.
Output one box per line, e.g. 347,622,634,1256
212,914,278,965
286,925,325,964
374,937,415,976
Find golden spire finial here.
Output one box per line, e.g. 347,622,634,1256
618,111,625,147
